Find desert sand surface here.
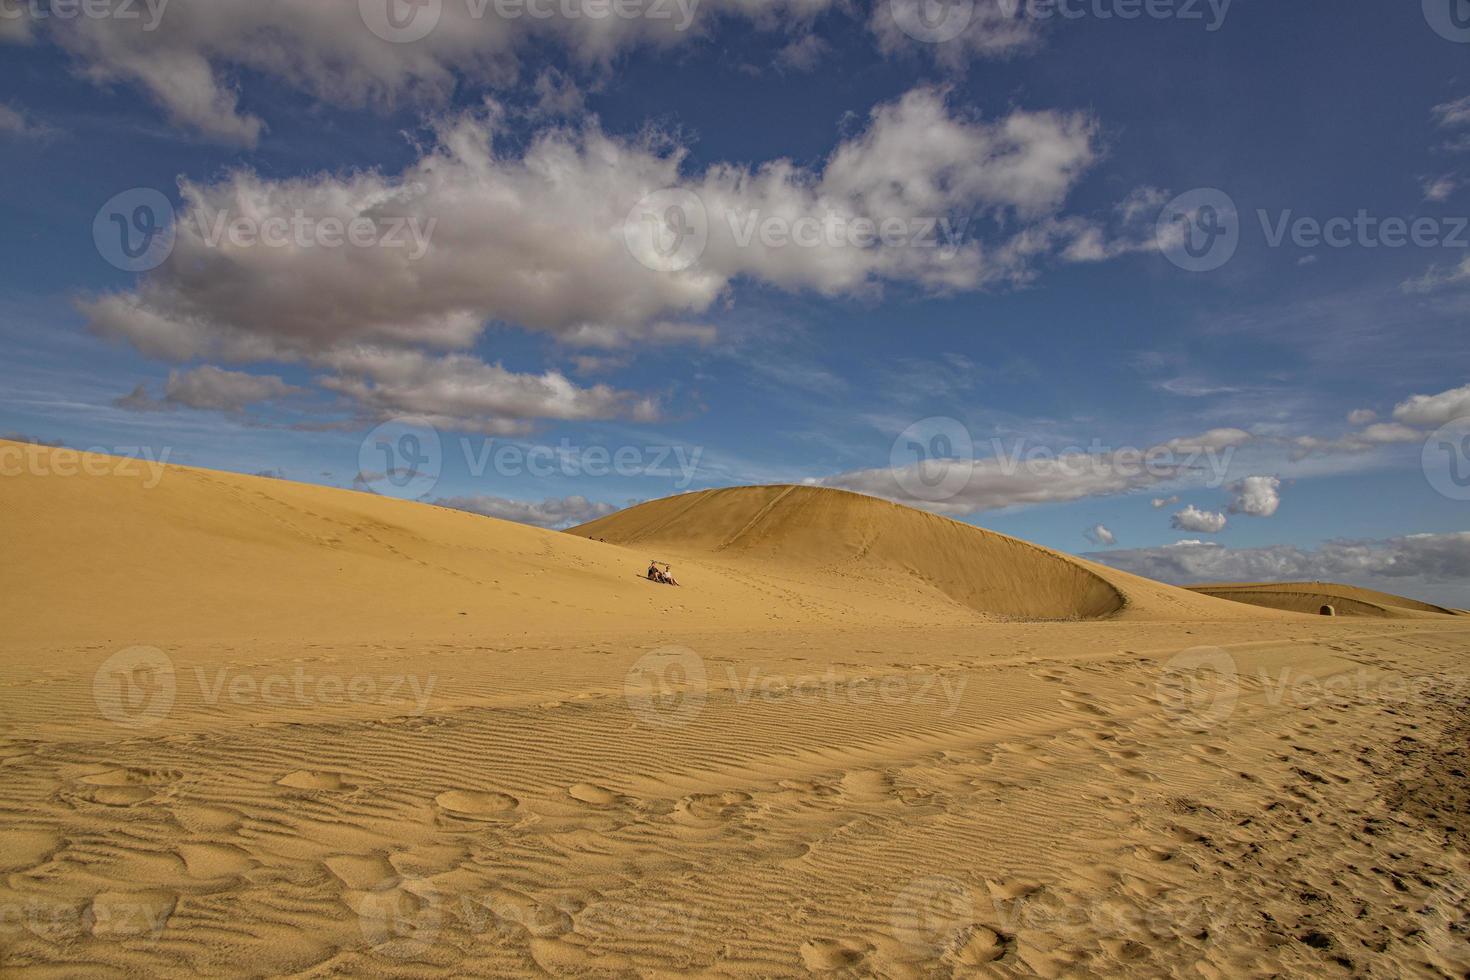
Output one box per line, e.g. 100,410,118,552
2,441,1469,977
1188,582,1466,619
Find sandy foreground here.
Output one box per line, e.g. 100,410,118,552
2,444,1468,977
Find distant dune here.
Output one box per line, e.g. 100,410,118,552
1187,582,1464,619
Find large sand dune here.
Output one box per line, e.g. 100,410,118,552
2,442,1468,978
1189,581,1463,619
573,485,1266,622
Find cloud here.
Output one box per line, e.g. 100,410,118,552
166,365,298,411
316,348,658,435
1092,532,1470,591
1402,255,1470,293
86,90,1102,361
1171,505,1227,534
820,427,1251,518
1084,523,1115,546
1289,422,1424,459
871,0,1040,68
1432,96,1470,130
0,13,33,44
0,103,27,134
1392,382,1470,427
528,67,586,120
33,0,838,145
115,366,300,413
1346,408,1377,425
1151,495,1179,509
82,89,1128,432
1227,475,1281,517
1151,376,1239,398
436,493,619,529
0,102,56,140
773,33,829,71
1421,174,1457,202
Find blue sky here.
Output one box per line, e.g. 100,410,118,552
3,0,1470,602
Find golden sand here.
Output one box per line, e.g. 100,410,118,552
2,441,1467,976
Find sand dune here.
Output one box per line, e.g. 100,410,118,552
1189,582,1463,619
572,485,1270,622
1,448,1270,649
3,443,1469,978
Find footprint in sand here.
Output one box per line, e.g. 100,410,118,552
77,769,163,806
478,887,573,938
325,852,398,890
1133,844,1176,863
985,878,1041,902
276,770,355,791
177,842,255,878
1060,696,1111,717
170,804,243,833
947,925,1009,965
678,791,753,821
896,786,938,806
777,779,840,798
799,937,873,972
91,785,156,806
567,783,620,806
0,828,62,871
435,789,519,817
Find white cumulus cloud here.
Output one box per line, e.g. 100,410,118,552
1227,476,1281,517
1171,505,1227,534
1392,382,1470,428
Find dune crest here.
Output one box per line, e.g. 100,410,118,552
575,485,1124,620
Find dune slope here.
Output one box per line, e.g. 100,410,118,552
1188,582,1462,619
573,485,1269,622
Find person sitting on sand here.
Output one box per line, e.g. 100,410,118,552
646,561,679,586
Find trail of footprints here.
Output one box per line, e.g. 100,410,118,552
3,637,1469,976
